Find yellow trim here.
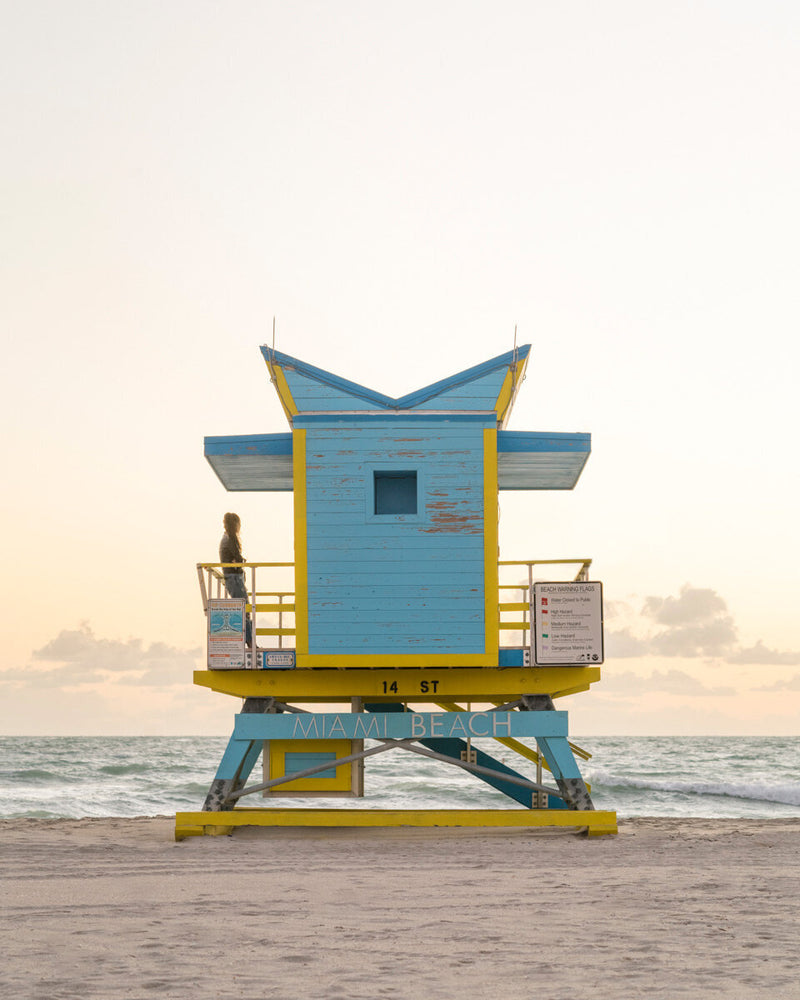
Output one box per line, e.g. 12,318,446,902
293,429,308,656
495,351,530,427
176,808,617,839
264,358,299,420
266,738,356,794
193,665,601,702
494,369,514,423
483,428,499,660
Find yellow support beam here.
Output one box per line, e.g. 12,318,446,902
193,665,601,702
175,808,618,840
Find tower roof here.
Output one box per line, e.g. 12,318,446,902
261,345,531,428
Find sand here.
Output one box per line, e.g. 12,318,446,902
1,817,798,999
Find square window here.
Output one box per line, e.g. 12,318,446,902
374,470,418,515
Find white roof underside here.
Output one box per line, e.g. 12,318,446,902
497,451,589,490
207,454,293,492
207,451,587,492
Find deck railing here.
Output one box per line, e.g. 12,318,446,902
197,562,297,650
197,557,592,653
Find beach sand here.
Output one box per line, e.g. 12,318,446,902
1,817,798,999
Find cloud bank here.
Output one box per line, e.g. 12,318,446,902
1,623,201,689
606,585,799,666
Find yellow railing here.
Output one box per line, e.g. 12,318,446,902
197,557,591,650
498,558,591,637
197,562,297,648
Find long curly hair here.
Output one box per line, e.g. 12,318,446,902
223,512,242,546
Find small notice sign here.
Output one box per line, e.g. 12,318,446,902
207,598,246,670
263,650,296,669
532,582,604,666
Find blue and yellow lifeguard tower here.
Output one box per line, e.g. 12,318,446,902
175,344,616,838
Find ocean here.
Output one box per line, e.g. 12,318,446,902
2,735,798,820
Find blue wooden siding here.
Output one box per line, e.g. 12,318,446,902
284,752,338,779
282,371,388,411
302,420,490,655
282,369,505,413
413,370,507,410
269,346,531,414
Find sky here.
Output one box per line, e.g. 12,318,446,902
2,1,799,736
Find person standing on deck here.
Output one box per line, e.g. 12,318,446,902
219,512,253,646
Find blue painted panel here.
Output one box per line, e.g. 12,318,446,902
497,431,590,453
295,413,497,426
536,737,583,781
284,752,338,780
302,531,481,551
235,710,568,741
266,350,397,409
285,375,388,412
304,420,487,655
212,733,264,782
265,346,530,413
205,433,293,456
307,620,486,636
313,597,484,612
418,370,507,411
396,346,530,409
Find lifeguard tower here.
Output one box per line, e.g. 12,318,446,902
175,344,616,839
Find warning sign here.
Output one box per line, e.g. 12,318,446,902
532,582,604,666
207,598,246,670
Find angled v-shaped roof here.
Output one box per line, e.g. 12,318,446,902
261,345,531,427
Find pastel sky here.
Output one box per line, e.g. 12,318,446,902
2,2,798,736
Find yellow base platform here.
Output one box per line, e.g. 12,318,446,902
175,807,618,840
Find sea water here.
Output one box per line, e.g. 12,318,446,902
1,735,798,820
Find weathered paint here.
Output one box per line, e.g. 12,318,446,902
298,418,493,660
201,427,592,492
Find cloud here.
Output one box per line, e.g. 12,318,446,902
606,584,800,665
754,674,800,692
605,628,650,658
644,586,737,657
1,623,201,689
601,668,736,697
643,587,728,626
727,641,800,666
650,617,738,658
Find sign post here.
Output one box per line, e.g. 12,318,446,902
532,582,604,666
